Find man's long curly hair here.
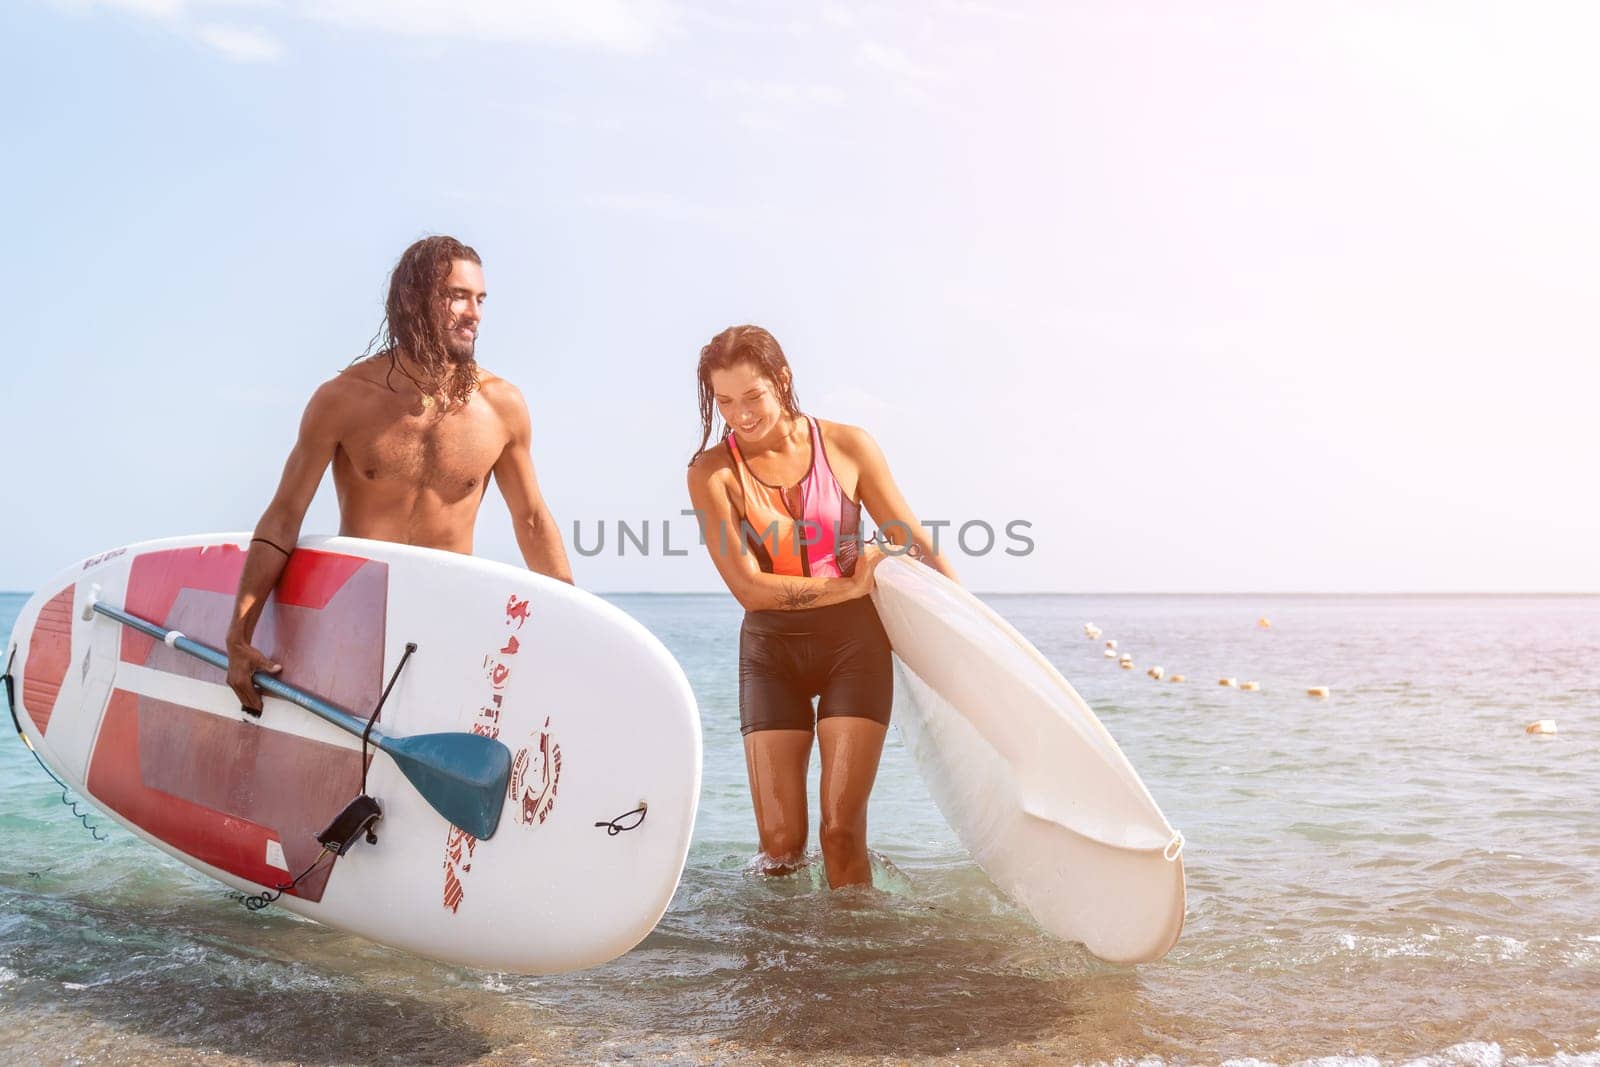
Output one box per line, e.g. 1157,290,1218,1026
361,235,482,406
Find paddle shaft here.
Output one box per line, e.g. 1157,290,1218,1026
91,600,376,740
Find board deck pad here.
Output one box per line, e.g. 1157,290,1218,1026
85,544,388,900
23,585,74,734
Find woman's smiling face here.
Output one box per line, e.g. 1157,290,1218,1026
711,361,790,442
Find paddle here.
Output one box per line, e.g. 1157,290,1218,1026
87,597,510,841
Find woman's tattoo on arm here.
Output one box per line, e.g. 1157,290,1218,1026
777,582,822,610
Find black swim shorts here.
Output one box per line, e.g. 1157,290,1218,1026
738,596,893,735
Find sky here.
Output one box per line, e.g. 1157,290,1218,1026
3,1,1597,593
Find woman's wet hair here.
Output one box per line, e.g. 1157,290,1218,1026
692,324,803,464
359,235,482,406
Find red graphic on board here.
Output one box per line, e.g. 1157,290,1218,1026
441,589,532,913
441,825,477,912
486,659,510,688
508,716,561,827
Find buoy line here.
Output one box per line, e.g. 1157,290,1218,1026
1080,620,1326,699
1079,621,1558,736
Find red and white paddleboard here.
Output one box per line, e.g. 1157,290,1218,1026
4,534,701,974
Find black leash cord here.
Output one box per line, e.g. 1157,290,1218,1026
3,651,108,842
361,642,417,792
594,804,648,836
239,848,335,911
22,743,109,842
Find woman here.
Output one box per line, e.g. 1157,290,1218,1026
686,325,958,888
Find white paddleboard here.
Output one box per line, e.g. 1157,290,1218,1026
871,558,1185,963
4,533,701,974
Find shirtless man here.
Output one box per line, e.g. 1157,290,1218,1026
225,235,572,713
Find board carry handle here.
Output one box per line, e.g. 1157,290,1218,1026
85,594,511,841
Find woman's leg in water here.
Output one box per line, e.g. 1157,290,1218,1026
742,728,813,872
816,716,888,888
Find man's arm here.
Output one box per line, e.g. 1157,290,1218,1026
490,383,574,584
225,382,342,712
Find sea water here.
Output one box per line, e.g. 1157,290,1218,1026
1,591,1596,1065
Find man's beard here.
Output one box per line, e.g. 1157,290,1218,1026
445,337,477,364
435,341,480,404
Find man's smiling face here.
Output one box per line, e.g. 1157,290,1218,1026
440,258,486,363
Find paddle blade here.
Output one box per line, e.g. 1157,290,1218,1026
380,731,513,840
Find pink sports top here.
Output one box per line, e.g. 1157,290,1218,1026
726,416,862,578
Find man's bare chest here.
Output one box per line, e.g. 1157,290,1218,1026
338,409,505,495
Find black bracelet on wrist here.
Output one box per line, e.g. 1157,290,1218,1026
250,536,293,557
